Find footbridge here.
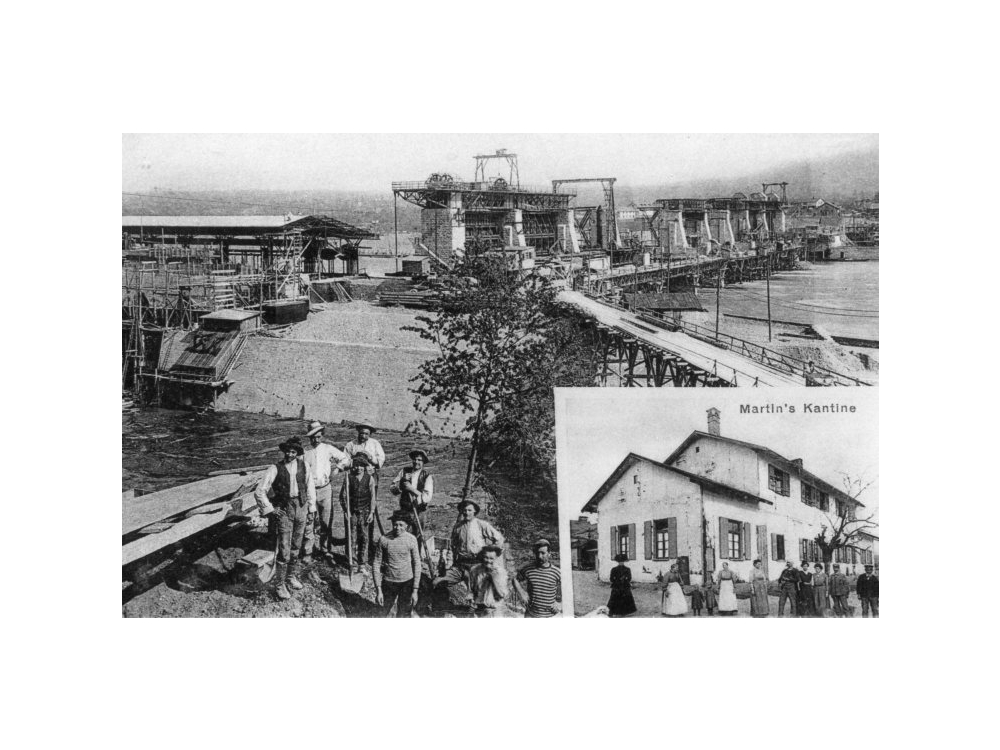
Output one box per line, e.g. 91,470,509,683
558,290,870,388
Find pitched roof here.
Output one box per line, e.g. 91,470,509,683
663,431,862,507
581,452,773,514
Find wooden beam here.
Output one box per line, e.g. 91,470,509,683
122,473,262,536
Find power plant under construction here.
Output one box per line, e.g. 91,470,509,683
122,150,877,434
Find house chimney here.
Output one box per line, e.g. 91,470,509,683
707,407,721,436
792,458,803,471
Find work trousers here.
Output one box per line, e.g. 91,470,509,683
272,499,309,578
441,558,477,586
861,597,879,617
778,584,798,616
310,484,335,553
833,595,850,617
350,504,374,565
380,578,415,618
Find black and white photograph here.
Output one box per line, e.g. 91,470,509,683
556,388,878,618
121,133,877,618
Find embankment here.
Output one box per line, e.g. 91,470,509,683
217,303,464,435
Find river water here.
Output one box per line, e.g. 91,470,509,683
704,260,879,341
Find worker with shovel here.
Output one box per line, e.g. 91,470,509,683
390,449,433,544
253,437,317,600
340,454,377,570
373,510,421,617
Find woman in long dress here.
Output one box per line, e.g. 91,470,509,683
717,562,739,616
749,559,769,617
607,554,637,617
661,564,689,617
812,563,829,618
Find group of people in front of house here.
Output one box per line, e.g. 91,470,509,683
253,421,560,618
607,555,878,618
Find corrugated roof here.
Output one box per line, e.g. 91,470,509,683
123,215,304,229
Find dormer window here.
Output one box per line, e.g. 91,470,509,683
768,464,790,496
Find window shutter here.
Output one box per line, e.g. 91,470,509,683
741,522,751,561
643,521,652,560
719,518,728,560
668,517,678,560
770,533,777,561
783,474,790,495
610,526,618,560
628,524,637,561
800,538,806,562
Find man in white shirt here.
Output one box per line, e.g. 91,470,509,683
343,424,385,477
302,420,350,558
253,437,317,600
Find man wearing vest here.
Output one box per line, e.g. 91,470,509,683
254,437,317,600
857,564,879,617
390,449,434,537
340,454,377,569
303,420,350,559
777,561,799,617
829,563,851,617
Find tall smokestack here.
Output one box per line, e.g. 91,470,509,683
707,407,721,436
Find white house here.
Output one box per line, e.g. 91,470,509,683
581,408,876,585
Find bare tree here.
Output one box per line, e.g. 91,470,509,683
813,472,878,573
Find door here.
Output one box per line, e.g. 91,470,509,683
756,525,768,577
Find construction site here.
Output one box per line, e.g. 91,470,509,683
122,149,877,429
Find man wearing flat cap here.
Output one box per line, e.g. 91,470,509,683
829,563,851,617
444,499,504,585
390,449,434,533
303,420,350,559
254,437,317,600
857,564,879,617
343,424,385,477
514,539,562,618
340,453,377,568
373,510,421,617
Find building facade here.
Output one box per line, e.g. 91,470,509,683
582,408,876,585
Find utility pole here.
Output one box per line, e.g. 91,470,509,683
665,222,672,294
715,262,723,338
766,251,773,342
393,193,399,274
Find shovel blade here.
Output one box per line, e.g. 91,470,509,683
338,571,364,594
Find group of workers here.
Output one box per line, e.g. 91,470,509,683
252,421,561,617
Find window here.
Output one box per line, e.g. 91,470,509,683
768,464,790,496
836,499,856,520
654,519,670,559
772,534,786,561
727,520,742,559
617,524,630,558
802,483,830,511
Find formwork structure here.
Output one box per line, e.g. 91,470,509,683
122,213,377,403
392,174,578,263
552,177,622,254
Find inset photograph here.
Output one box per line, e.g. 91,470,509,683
556,388,878,618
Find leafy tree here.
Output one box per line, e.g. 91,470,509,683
405,255,586,498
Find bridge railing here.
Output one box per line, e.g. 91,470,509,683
581,292,871,387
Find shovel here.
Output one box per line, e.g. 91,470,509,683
338,474,363,594
258,523,280,584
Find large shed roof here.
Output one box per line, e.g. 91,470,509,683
122,214,379,239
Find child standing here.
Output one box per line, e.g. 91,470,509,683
691,584,704,616
703,580,717,616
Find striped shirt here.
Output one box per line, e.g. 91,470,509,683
374,531,421,589
517,563,561,618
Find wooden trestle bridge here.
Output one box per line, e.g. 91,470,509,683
580,244,800,296
559,290,871,388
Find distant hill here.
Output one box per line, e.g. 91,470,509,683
617,148,879,205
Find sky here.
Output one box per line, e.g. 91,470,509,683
122,133,878,193
554,387,879,519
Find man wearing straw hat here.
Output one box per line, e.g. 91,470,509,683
390,449,434,531
253,437,317,600
303,420,350,559
373,510,421,617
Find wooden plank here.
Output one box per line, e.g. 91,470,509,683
122,473,263,536
122,506,233,567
